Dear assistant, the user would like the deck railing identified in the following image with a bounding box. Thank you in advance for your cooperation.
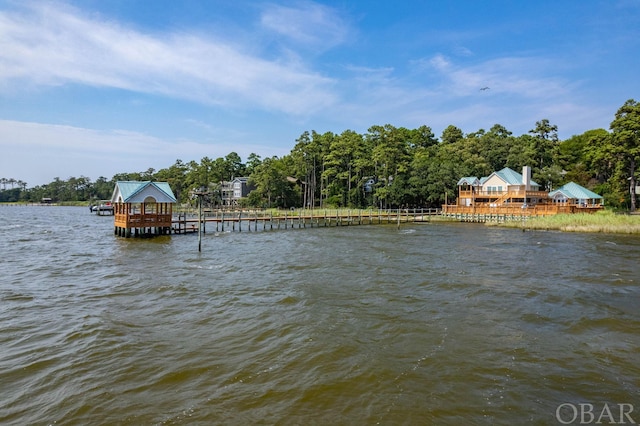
[443,203,602,215]
[114,213,173,228]
[458,189,550,199]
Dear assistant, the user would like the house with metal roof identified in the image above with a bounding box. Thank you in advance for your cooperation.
[110,181,177,237]
[444,167,604,216]
[454,166,548,209]
[480,166,540,192]
[549,182,604,207]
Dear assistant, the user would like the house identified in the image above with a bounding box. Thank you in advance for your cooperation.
[549,182,604,207]
[220,177,254,206]
[455,166,548,209]
[445,166,603,216]
[111,181,177,237]
[363,177,376,193]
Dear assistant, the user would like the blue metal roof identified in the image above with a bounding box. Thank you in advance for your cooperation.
[549,182,603,200]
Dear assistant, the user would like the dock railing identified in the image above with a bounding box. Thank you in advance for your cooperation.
[171,208,442,234]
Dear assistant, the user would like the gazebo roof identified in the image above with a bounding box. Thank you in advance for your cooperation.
[111,181,177,203]
[457,177,481,186]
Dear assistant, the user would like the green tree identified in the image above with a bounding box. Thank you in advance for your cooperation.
[248,156,296,208]
[92,176,114,200]
[409,125,438,149]
[529,119,559,171]
[324,130,365,207]
[368,124,412,208]
[441,125,464,145]
[290,131,332,208]
[478,124,515,171]
[245,153,262,176]
[224,152,245,178]
[154,159,189,203]
[561,129,609,186]
[506,134,537,174]
[609,99,640,211]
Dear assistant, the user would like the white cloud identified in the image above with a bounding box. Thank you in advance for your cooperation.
[260,1,349,50]
[0,1,337,115]
[328,53,600,139]
[424,54,573,98]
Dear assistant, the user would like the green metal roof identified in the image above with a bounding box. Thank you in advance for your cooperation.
[492,167,540,187]
[549,182,603,200]
[457,177,481,186]
[112,181,176,203]
[472,167,539,187]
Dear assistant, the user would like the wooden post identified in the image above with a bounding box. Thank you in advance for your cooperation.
[198,193,203,252]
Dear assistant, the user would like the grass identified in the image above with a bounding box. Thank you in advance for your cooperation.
[498,210,640,234]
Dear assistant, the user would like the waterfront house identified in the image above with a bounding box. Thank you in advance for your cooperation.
[220,177,254,206]
[111,181,177,237]
[444,167,603,216]
[453,166,548,209]
[549,182,604,208]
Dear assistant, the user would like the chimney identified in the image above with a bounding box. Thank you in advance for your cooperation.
[522,166,531,190]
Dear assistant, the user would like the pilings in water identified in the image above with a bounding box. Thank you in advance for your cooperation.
[113,208,539,238]
[441,212,533,223]
[169,208,441,235]
[114,225,172,238]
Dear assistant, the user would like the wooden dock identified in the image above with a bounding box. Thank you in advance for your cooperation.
[111,206,582,238]
[171,208,441,234]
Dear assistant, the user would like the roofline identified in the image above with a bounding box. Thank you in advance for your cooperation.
[115,180,177,203]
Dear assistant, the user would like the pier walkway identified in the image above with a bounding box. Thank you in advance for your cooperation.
[171,208,441,234]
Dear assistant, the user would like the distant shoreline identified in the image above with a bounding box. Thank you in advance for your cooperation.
[3,203,639,234]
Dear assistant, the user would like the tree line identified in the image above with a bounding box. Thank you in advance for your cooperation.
[2,99,639,211]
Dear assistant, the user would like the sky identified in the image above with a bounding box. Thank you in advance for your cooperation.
[1,0,639,187]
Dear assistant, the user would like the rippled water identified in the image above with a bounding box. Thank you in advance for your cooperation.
[1,206,639,425]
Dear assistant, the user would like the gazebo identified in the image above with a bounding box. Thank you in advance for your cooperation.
[111,181,177,237]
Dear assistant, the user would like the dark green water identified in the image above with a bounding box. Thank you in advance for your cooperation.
[1,206,639,425]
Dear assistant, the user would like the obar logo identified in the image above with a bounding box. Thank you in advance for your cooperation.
[556,403,636,424]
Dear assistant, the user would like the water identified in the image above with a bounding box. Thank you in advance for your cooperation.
[1,206,639,425]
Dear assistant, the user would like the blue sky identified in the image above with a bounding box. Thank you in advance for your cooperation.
[1,0,639,186]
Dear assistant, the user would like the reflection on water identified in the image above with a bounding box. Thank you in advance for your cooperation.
[0,206,639,424]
